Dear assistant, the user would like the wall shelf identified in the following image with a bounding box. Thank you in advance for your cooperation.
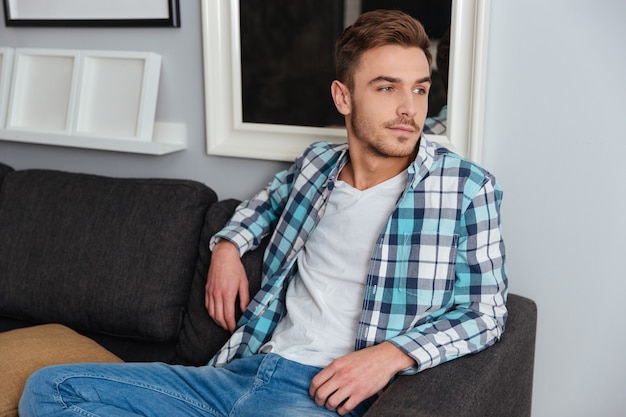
[0,47,186,155]
[0,121,186,155]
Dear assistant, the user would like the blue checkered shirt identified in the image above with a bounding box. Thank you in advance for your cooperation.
[209,137,508,374]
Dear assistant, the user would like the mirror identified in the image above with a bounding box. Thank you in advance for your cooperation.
[201,0,490,162]
[239,1,451,131]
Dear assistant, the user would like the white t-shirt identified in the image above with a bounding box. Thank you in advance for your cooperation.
[261,169,407,367]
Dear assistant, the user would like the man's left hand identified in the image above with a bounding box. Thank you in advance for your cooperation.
[309,342,416,415]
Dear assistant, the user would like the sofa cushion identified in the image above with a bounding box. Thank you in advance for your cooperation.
[0,324,123,417]
[0,162,13,182]
[0,162,13,201]
[0,170,217,341]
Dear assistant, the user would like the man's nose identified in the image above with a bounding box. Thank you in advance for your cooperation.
[397,90,418,119]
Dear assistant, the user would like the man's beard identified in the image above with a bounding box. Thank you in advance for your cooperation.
[350,102,421,159]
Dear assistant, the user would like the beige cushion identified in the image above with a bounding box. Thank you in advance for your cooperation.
[0,324,123,417]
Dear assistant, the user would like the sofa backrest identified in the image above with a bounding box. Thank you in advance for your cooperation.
[0,162,14,185]
[175,198,268,365]
[0,169,217,346]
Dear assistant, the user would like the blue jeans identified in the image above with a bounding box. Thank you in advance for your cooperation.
[19,353,372,417]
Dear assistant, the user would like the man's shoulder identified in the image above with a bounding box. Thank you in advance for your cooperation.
[302,141,348,156]
[425,139,499,187]
[297,141,348,167]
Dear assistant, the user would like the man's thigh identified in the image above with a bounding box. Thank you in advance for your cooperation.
[19,361,254,417]
[19,355,370,417]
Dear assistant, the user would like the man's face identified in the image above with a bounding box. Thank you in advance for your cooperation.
[346,45,431,159]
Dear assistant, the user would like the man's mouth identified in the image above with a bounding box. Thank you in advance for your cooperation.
[388,125,417,134]
[385,118,420,135]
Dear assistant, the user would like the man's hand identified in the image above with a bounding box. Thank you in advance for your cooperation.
[205,240,250,332]
[309,342,416,415]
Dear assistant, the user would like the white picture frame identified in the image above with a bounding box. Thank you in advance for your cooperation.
[4,48,161,142]
[3,0,180,27]
[6,48,80,134]
[0,47,185,155]
[202,0,490,162]
[75,50,162,142]
[0,47,15,129]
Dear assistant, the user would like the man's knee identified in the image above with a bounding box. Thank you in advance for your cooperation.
[23,365,59,395]
[19,365,69,416]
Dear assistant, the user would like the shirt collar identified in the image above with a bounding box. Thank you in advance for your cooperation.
[408,135,439,188]
[328,137,441,190]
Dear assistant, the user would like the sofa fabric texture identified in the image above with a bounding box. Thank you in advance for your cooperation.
[176,198,267,365]
[0,169,216,342]
[0,162,12,183]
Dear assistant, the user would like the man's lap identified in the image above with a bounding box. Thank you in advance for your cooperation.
[19,354,369,417]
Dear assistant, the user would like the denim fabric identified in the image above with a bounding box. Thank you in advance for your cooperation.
[19,354,370,417]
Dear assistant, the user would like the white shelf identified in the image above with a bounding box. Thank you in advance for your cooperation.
[0,121,186,155]
[0,47,187,155]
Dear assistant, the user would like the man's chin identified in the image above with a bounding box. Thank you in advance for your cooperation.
[370,143,418,159]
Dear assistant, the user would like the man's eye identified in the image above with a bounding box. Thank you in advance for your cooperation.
[379,86,393,92]
[413,87,427,95]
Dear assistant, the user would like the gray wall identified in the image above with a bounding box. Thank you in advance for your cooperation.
[1,1,625,416]
[484,1,626,416]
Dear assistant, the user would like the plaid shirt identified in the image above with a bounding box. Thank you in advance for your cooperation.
[210,137,507,374]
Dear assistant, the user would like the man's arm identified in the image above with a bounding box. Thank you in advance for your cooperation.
[204,149,303,330]
[389,175,508,373]
[205,240,250,332]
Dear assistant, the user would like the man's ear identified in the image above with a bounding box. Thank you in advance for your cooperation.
[331,80,351,115]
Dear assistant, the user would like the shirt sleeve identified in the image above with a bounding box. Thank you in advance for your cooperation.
[388,175,508,374]
[209,154,301,257]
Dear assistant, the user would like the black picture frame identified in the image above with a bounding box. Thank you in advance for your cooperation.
[3,0,180,28]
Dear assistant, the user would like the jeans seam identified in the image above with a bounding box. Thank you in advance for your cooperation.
[228,354,276,417]
[65,406,100,417]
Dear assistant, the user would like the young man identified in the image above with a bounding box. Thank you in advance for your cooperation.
[20,10,507,417]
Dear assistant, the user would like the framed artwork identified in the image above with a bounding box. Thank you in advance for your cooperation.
[3,0,180,27]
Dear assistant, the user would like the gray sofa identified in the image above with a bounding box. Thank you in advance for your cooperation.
[0,161,537,416]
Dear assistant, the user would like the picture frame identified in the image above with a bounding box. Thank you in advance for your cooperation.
[0,47,14,128]
[7,48,80,134]
[3,0,180,27]
[0,46,187,155]
[201,0,490,162]
[5,48,161,142]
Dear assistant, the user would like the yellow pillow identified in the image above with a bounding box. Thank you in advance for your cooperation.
[0,324,123,417]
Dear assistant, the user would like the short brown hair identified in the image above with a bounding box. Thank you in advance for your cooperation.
[335,9,432,90]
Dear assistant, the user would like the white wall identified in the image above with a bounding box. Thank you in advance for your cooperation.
[482,1,626,416]
[1,1,625,416]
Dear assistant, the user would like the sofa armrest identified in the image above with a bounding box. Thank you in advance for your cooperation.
[364,294,537,417]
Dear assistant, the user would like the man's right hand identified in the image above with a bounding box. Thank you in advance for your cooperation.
[205,240,250,332]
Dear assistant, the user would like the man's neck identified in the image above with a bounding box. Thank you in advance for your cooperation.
[338,149,415,191]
